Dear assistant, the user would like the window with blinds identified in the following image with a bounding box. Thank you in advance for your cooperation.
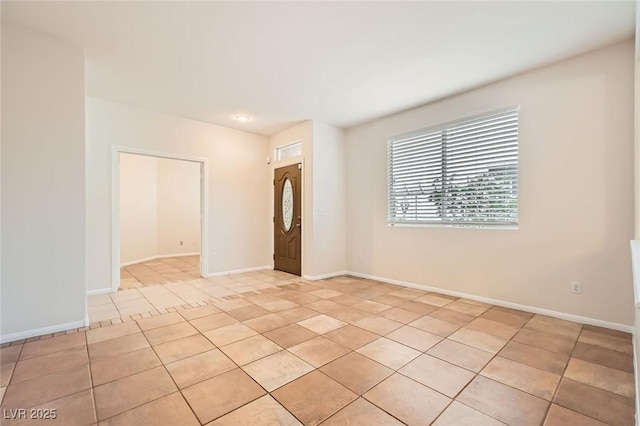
[388,107,519,228]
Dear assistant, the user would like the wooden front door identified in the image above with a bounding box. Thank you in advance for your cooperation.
[274,163,302,275]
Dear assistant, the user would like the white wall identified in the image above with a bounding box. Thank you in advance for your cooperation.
[311,121,347,277]
[87,98,269,292]
[1,25,86,338]
[119,153,158,264]
[346,40,635,326]
[119,154,201,265]
[156,157,201,256]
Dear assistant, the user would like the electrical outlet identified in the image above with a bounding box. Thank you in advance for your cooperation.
[571,281,582,294]
[357,253,363,262]
[179,241,184,246]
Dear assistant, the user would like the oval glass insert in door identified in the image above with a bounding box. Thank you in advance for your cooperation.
[282,178,294,231]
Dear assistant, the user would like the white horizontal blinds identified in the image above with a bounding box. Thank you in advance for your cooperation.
[388,107,519,226]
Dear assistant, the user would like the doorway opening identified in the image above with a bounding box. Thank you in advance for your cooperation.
[274,163,302,276]
[112,148,208,291]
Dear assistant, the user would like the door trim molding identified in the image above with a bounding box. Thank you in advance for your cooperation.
[111,146,209,292]
[272,159,305,276]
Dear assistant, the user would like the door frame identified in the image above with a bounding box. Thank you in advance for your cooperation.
[111,146,209,292]
[271,157,305,277]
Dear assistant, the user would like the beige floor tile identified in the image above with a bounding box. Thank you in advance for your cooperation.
[329,294,364,306]
[432,401,505,426]
[564,358,634,398]
[414,293,456,307]
[182,368,266,424]
[298,314,347,334]
[310,289,343,299]
[215,298,253,311]
[429,308,475,326]
[352,300,391,314]
[11,345,87,383]
[0,346,22,365]
[465,317,520,339]
[449,328,509,353]
[386,325,442,352]
[553,378,634,426]
[210,395,301,426]
[227,304,271,321]
[409,316,461,337]
[427,339,494,373]
[242,350,314,391]
[364,373,451,425]
[93,366,176,420]
[480,309,530,328]
[259,299,300,312]
[544,404,608,426]
[323,325,379,350]
[220,335,281,366]
[524,315,582,340]
[498,341,569,375]
[86,321,141,345]
[263,324,318,348]
[189,312,237,333]
[272,370,357,426]
[88,333,150,360]
[288,337,350,368]
[203,323,258,346]
[153,334,215,364]
[396,300,439,315]
[578,329,633,354]
[322,397,404,425]
[329,307,372,323]
[0,363,14,387]
[143,321,199,345]
[178,304,222,321]
[243,313,290,333]
[320,352,393,395]
[371,294,410,307]
[480,356,560,400]
[136,312,185,331]
[19,333,86,360]
[100,392,199,426]
[90,347,161,386]
[8,389,96,426]
[356,337,420,370]
[354,316,403,335]
[457,376,549,426]
[513,328,576,354]
[378,307,422,324]
[400,354,475,398]
[571,342,633,373]
[1,365,91,409]
[444,300,490,317]
[278,306,321,322]
[166,349,236,389]
[305,300,344,314]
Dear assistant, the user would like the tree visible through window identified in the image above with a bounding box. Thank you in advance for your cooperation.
[388,108,519,227]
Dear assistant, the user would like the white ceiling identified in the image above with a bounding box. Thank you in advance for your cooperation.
[2,1,635,135]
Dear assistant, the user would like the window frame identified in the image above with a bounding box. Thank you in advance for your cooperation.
[387,106,519,229]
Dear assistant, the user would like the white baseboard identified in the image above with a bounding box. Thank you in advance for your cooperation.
[205,266,271,278]
[120,252,200,267]
[347,271,634,333]
[87,288,113,296]
[303,271,349,281]
[1,319,87,344]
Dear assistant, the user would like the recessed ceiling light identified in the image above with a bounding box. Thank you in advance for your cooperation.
[235,115,250,122]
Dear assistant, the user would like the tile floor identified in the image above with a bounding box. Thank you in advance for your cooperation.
[120,255,201,289]
[0,272,635,425]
